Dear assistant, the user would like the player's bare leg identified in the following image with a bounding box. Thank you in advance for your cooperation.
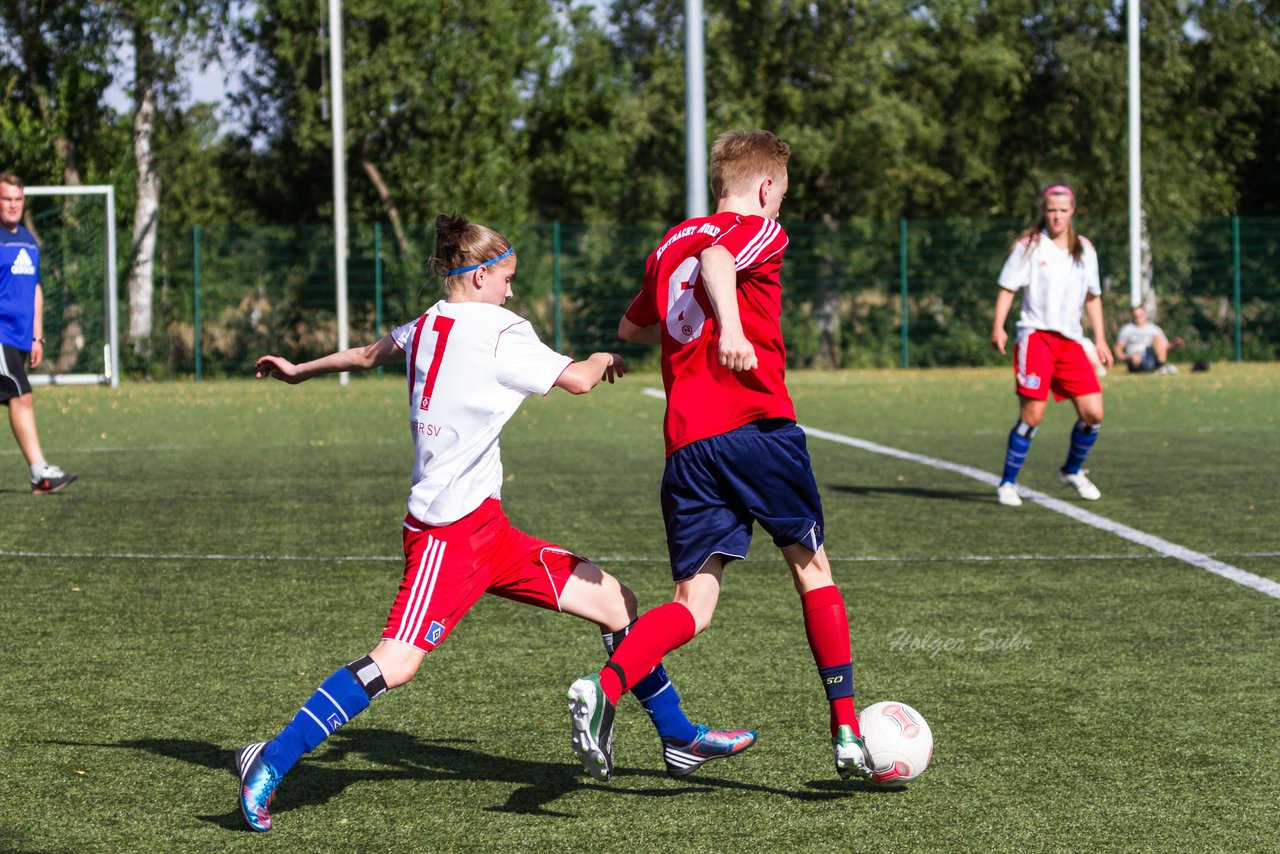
[557,559,636,630]
[8,393,76,493]
[367,639,426,688]
[7,393,43,465]
[783,543,872,780]
[672,558,724,632]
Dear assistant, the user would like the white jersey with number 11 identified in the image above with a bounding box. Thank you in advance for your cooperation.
[390,301,572,526]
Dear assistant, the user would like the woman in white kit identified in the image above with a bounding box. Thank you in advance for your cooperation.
[990,184,1114,507]
[234,213,755,833]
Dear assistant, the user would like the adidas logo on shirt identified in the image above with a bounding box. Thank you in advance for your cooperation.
[10,248,35,276]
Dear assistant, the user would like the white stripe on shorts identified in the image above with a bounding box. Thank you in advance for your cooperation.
[397,536,447,646]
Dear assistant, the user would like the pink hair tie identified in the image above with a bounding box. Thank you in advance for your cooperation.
[1043,184,1074,199]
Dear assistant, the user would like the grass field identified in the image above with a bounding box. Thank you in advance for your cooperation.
[2,365,1277,853]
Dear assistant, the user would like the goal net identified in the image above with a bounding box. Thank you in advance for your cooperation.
[22,186,120,387]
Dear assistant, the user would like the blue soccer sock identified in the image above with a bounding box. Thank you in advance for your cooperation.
[602,624,697,744]
[1001,420,1038,484]
[262,656,387,777]
[1062,419,1101,475]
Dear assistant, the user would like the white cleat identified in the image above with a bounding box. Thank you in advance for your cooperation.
[1058,469,1101,500]
[833,725,873,781]
[997,482,1023,506]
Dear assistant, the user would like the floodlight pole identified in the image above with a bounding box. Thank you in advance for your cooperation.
[1128,0,1142,308]
[685,0,708,218]
[329,0,350,385]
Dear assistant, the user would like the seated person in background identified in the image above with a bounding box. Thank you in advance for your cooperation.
[1115,306,1179,374]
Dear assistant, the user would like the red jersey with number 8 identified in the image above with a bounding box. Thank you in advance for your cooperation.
[625,212,795,456]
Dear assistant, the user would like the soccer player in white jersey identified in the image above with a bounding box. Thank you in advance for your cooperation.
[235,214,755,832]
[991,184,1114,506]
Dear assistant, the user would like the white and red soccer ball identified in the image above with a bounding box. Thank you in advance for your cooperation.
[858,700,934,786]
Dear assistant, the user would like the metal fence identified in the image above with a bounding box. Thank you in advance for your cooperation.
[34,216,1280,379]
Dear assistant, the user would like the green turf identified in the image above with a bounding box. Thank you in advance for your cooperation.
[1,366,1277,852]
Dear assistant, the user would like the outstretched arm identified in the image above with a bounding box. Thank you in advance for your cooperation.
[699,244,757,372]
[554,352,628,395]
[254,335,403,383]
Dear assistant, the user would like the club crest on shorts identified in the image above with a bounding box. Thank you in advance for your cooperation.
[1020,373,1042,390]
[426,620,446,645]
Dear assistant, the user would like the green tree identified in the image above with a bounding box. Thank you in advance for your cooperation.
[235,0,568,246]
[0,0,115,185]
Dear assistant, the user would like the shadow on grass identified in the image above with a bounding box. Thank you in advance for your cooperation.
[55,727,867,828]
[827,483,991,503]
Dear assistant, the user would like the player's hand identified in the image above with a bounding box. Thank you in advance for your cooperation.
[29,341,42,369]
[991,328,1008,355]
[254,354,304,383]
[604,353,628,383]
[1094,339,1114,368]
[718,330,758,372]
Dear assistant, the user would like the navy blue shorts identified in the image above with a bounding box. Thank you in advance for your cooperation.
[660,418,825,581]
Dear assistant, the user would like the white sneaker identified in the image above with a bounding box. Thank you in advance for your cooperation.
[1058,470,1101,500]
[1158,364,1178,374]
[997,482,1023,506]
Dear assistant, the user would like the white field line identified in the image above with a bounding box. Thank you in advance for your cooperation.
[1,548,1276,566]
[641,387,1280,600]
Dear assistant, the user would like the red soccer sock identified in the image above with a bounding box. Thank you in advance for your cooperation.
[598,602,696,704]
[802,584,860,737]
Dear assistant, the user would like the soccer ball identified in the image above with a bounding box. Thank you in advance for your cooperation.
[858,701,933,786]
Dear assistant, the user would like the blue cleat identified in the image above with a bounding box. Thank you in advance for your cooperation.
[235,741,284,832]
[662,724,757,777]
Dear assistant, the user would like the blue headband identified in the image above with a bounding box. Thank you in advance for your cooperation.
[447,246,515,276]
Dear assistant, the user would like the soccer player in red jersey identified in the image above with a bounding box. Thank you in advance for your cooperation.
[991,184,1114,507]
[566,130,874,783]
[234,214,754,832]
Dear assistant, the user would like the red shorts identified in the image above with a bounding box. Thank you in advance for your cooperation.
[1013,330,1101,401]
[382,499,581,652]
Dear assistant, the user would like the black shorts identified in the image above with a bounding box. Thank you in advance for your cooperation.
[0,344,33,401]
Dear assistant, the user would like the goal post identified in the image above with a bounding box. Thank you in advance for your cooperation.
[23,185,120,388]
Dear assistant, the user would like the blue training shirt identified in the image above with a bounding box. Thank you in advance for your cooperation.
[0,224,40,350]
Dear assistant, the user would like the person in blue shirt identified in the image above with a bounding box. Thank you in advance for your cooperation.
[0,173,76,493]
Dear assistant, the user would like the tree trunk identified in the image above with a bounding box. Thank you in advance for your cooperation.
[360,154,416,260]
[1140,213,1156,318]
[128,27,160,354]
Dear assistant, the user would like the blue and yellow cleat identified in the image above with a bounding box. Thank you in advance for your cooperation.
[662,725,758,777]
[235,741,284,832]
